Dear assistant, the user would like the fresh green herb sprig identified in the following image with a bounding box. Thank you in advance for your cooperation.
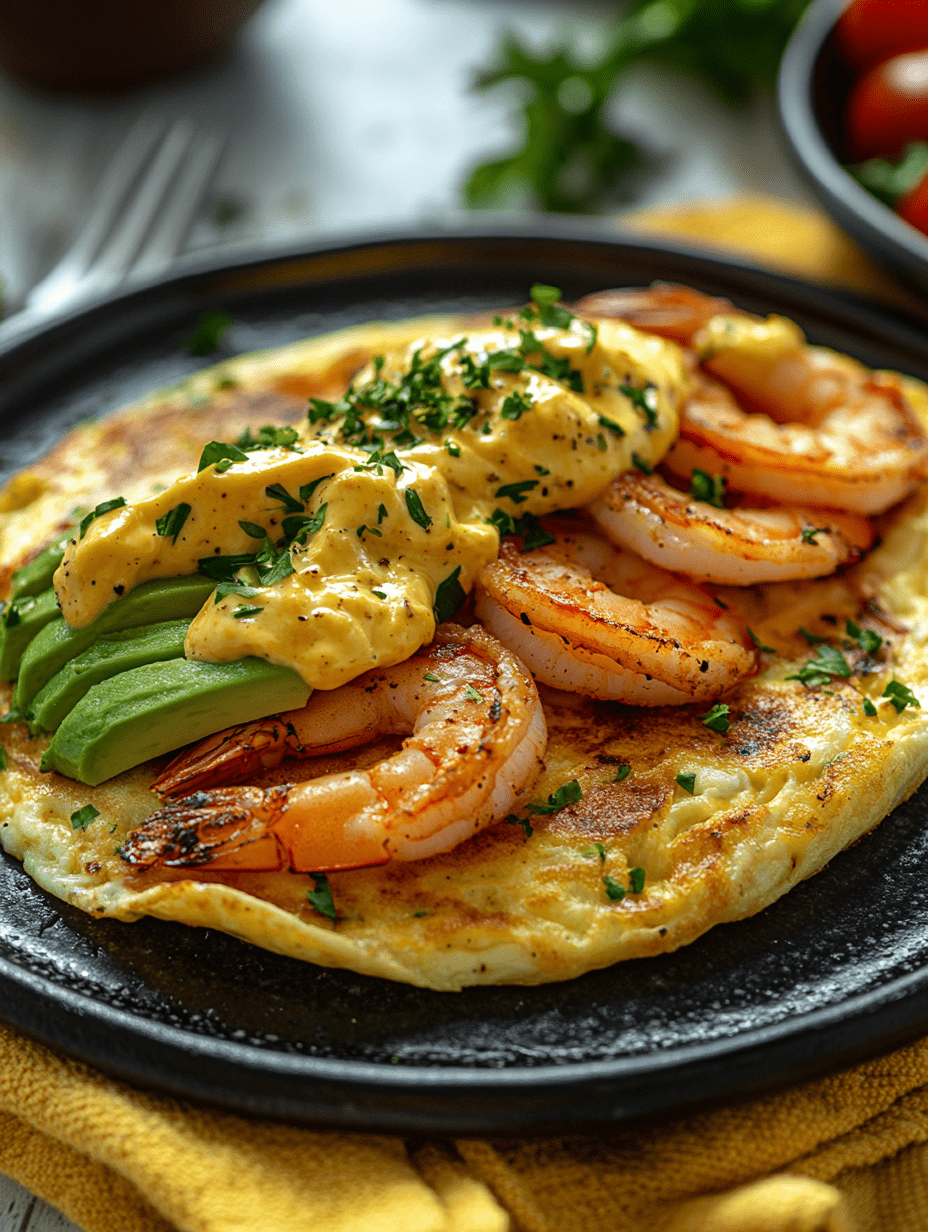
[786,644,851,690]
[307,872,337,922]
[465,0,810,213]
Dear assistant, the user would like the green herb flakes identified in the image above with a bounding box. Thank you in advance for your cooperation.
[405,488,432,530]
[689,469,726,508]
[786,644,851,689]
[629,866,646,894]
[495,479,538,505]
[434,566,466,624]
[883,680,921,713]
[598,415,625,436]
[846,619,883,655]
[747,628,775,654]
[464,684,484,702]
[79,497,126,540]
[155,502,191,544]
[232,605,263,619]
[675,771,696,794]
[307,872,337,921]
[500,390,534,420]
[862,697,878,717]
[631,453,652,475]
[801,526,829,544]
[583,842,606,862]
[603,874,625,902]
[183,309,231,356]
[197,440,249,474]
[71,804,100,831]
[700,703,731,733]
[527,779,583,815]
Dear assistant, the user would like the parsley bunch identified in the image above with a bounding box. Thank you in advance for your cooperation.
[465,0,810,213]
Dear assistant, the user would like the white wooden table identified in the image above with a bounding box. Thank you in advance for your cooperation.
[0,1,810,1227]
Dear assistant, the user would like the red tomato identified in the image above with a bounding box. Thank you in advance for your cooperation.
[836,0,928,72]
[845,49,928,161]
[898,169,928,237]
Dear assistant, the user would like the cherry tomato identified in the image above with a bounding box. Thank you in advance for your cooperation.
[836,0,928,73]
[898,169,928,237]
[845,49,928,161]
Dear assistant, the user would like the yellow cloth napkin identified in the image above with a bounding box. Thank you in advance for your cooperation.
[5,196,928,1232]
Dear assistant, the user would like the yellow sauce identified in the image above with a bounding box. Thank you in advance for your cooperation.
[54,314,690,690]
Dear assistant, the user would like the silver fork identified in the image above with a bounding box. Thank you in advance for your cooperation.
[4,116,225,326]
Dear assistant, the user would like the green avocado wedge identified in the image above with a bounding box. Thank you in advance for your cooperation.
[27,619,192,733]
[0,588,61,682]
[9,534,69,601]
[41,657,311,786]
[14,574,215,713]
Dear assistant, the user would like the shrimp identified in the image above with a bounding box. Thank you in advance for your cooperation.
[474,524,758,705]
[575,285,928,514]
[119,624,547,874]
[589,470,875,586]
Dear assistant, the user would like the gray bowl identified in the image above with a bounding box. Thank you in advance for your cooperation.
[778,0,928,296]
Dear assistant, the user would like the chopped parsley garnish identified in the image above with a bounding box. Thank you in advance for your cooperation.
[423,671,440,682]
[282,505,327,545]
[197,553,260,583]
[526,779,583,815]
[238,520,266,539]
[79,497,126,540]
[748,628,775,654]
[603,873,625,902]
[256,541,296,586]
[213,580,259,605]
[528,283,573,327]
[613,764,631,783]
[786,644,852,689]
[846,619,883,655]
[500,390,534,420]
[434,566,466,624]
[862,697,878,717]
[377,503,388,524]
[464,684,484,702]
[444,439,461,457]
[883,680,921,713]
[700,703,731,733]
[232,605,263,619]
[236,424,301,451]
[620,382,658,427]
[487,509,556,551]
[155,502,191,544]
[597,434,607,451]
[675,771,696,794]
[265,482,304,515]
[197,440,249,473]
[405,488,432,529]
[801,525,830,544]
[689,469,726,508]
[495,479,537,504]
[461,353,491,388]
[487,349,525,373]
[598,415,625,436]
[70,804,100,831]
[356,524,382,539]
[0,748,5,770]
[629,866,646,894]
[535,464,550,475]
[583,842,606,861]
[183,309,231,356]
[799,627,828,645]
[631,453,652,475]
[306,872,337,921]
[299,474,333,503]
[372,589,387,599]
[506,814,534,837]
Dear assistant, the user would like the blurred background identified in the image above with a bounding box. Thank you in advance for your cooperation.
[0,0,816,316]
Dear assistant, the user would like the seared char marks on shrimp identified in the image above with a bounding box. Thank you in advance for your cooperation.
[475,526,758,705]
[122,624,547,873]
[590,470,875,586]
[576,286,928,514]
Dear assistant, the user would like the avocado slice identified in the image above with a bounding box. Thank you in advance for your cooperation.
[9,534,69,601]
[14,574,215,712]
[0,588,61,683]
[41,656,311,785]
[28,619,191,733]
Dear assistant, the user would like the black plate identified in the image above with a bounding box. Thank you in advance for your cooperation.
[3,225,928,1135]
[778,0,928,298]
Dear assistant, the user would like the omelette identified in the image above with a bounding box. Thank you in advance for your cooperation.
[1,287,928,991]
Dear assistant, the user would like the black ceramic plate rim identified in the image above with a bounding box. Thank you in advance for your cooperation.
[3,223,928,1132]
[778,0,928,274]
